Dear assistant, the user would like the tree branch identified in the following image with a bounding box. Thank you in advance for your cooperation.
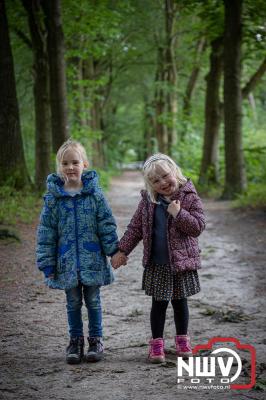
[242,57,266,98]
[13,28,32,49]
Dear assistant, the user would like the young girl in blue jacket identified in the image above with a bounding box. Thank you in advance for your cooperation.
[36,139,120,364]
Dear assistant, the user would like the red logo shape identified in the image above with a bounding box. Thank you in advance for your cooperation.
[192,337,256,389]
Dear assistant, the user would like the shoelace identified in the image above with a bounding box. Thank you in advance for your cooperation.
[68,338,83,354]
[177,338,191,351]
[89,339,103,352]
[151,341,164,355]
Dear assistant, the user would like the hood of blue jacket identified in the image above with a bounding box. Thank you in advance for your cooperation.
[46,170,100,198]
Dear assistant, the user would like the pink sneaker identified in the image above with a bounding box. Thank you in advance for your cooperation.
[148,338,165,363]
[175,335,192,357]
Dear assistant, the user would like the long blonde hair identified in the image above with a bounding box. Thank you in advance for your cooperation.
[56,139,89,177]
[143,153,187,203]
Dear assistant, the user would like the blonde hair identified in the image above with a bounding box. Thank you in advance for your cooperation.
[56,139,89,176]
[143,153,187,203]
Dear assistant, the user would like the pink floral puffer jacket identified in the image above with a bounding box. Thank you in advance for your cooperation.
[118,179,206,272]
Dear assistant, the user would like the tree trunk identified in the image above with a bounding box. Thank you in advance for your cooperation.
[247,93,257,122]
[84,58,106,169]
[165,0,178,154]
[41,0,69,152]
[154,1,178,155]
[223,0,246,198]
[183,37,206,119]
[78,58,88,128]
[242,57,266,99]
[154,45,168,153]
[90,101,105,169]
[199,49,266,188]
[0,0,29,188]
[22,0,51,191]
[143,96,156,159]
[199,36,223,186]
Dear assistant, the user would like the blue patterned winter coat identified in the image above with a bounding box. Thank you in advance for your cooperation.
[36,170,118,290]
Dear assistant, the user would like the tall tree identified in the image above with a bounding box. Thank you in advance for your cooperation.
[41,0,69,152]
[154,43,168,153]
[154,0,178,154]
[223,0,246,198]
[0,0,29,188]
[143,95,156,158]
[183,37,206,119]
[199,36,223,185]
[198,0,266,188]
[63,0,131,167]
[84,57,113,169]
[242,57,266,98]
[22,0,51,191]
[164,0,178,153]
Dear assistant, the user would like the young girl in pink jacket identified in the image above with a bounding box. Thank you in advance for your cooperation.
[112,153,205,363]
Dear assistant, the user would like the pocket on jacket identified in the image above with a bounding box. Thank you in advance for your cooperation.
[83,241,101,252]
[82,242,104,270]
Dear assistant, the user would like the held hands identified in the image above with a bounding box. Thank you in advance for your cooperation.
[167,200,181,218]
[111,251,128,269]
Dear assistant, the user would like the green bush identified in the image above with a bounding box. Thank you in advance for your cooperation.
[0,186,41,225]
[0,169,114,226]
[96,169,112,190]
[232,183,266,209]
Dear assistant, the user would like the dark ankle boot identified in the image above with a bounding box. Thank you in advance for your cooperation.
[85,337,104,362]
[66,336,84,364]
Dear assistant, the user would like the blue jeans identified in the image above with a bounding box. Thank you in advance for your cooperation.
[65,282,102,338]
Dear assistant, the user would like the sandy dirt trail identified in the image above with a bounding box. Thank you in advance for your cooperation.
[0,171,265,400]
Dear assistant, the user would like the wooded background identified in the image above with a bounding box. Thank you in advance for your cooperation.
[0,0,265,201]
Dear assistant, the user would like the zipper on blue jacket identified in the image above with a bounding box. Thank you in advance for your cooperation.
[73,197,80,272]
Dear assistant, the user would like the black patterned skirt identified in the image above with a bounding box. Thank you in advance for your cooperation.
[142,263,200,301]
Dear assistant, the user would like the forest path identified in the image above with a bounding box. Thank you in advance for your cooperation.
[0,171,265,400]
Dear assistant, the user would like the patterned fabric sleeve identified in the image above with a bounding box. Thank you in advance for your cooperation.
[173,193,205,237]
[118,197,144,255]
[36,194,58,273]
[96,193,119,256]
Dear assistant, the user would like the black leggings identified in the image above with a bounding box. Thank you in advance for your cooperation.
[150,297,189,339]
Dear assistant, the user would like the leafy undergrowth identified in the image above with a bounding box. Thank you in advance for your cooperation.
[232,183,266,210]
[0,170,112,227]
[0,186,42,226]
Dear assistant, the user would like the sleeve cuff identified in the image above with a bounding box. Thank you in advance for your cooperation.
[108,247,119,257]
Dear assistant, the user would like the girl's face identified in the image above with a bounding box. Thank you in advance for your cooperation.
[60,148,86,186]
[149,165,177,197]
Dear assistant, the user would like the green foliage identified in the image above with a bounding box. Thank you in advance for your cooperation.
[0,186,41,226]
[243,0,266,51]
[237,73,266,207]
[104,98,145,166]
[0,168,112,227]
[7,1,35,180]
[95,169,112,191]
[243,120,266,184]
[189,0,224,40]
[232,183,266,209]
[172,125,203,181]
[5,0,266,211]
